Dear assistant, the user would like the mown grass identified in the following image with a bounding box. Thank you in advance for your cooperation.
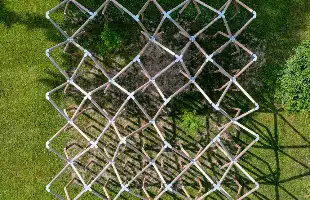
[238,0,310,199]
[0,0,66,199]
[0,0,309,200]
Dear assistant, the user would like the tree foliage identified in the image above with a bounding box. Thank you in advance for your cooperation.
[277,41,310,112]
[99,24,122,55]
[180,111,204,137]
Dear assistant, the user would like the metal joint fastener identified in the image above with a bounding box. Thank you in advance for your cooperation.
[218,11,225,19]
[45,11,50,19]
[133,15,140,22]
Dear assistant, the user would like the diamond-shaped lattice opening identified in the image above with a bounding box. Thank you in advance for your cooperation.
[91,82,128,118]
[195,142,232,183]
[172,165,214,199]
[138,0,164,35]
[140,42,176,77]
[47,1,91,37]
[219,123,258,160]
[48,126,90,160]
[111,143,163,199]
[219,165,258,200]
[48,83,85,119]
[48,165,85,199]
[94,125,120,153]
[67,101,109,138]
[128,166,164,199]
[89,164,122,199]
[173,0,220,35]
[72,56,109,93]
[196,31,231,56]
[213,42,255,76]
[218,83,257,117]
[222,1,255,36]
[154,114,202,150]
[134,83,164,119]
[46,1,259,199]
[155,62,189,98]
[219,126,245,157]
[113,146,145,182]
[69,150,118,200]
[194,62,232,103]
[47,42,85,78]
[114,62,149,93]
[132,126,163,156]
[114,99,150,137]
[155,147,190,183]
[154,15,189,53]
[72,149,109,190]
[181,43,206,76]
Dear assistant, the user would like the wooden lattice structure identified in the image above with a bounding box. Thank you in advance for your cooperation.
[45,0,259,199]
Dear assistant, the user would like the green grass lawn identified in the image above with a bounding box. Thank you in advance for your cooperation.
[0,0,309,199]
[0,0,66,199]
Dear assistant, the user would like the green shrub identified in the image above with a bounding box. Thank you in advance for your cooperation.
[277,41,310,112]
[99,24,122,55]
[180,111,204,137]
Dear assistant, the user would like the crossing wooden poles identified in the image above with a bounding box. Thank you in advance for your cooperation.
[45,0,259,199]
